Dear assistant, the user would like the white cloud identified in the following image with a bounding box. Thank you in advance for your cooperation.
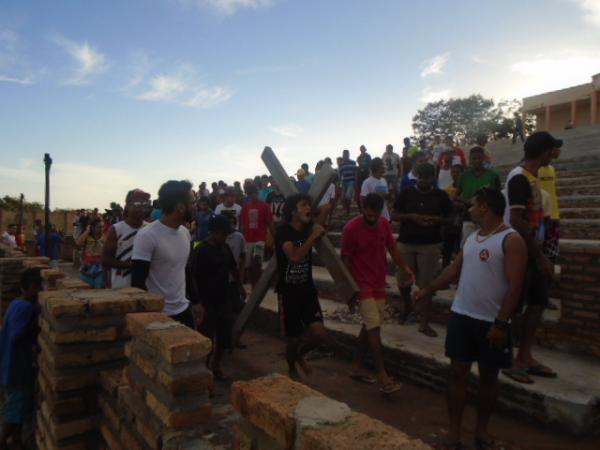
[178,0,273,15]
[421,52,450,77]
[0,74,33,85]
[419,87,452,103]
[509,51,600,95]
[131,63,233,109]
[0,28,38,85]
[270,124,304,138]
[573,0,600,27]
[53,35,108,85]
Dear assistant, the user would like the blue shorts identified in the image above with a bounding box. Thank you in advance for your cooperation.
[79,272,105,288]
[3,384,34,424]
[342,182,354,201]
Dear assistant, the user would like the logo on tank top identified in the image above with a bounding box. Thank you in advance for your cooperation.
[479,249,490,261]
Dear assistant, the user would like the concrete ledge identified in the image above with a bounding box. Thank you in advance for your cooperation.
[252,292,600,436]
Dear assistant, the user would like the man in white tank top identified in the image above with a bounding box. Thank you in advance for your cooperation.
[102,189,150,288]
[413,188,527,449]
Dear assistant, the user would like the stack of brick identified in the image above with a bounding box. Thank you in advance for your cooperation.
[36,288,165,450]
[231,374,432,450]
[98,312,214,450]
[0,255,49,318]
[41,268,67,290]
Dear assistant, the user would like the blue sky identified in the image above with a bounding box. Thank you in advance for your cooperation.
[1,0,600,208]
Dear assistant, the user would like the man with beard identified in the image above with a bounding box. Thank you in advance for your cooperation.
[276,194,328,379]
[102,189,151,288]
[342,193,414,394]
[132,180,201,329]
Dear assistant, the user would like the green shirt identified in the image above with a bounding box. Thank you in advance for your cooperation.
[458,169,501,220]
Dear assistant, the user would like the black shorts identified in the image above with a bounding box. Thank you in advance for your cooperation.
[445,312,512,369]
[279,288,323,338]
[170,305,197,330]
[198,293,234,350]
[520,262,549,311]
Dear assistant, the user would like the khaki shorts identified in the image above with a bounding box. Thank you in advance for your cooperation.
[246,241,265,268]
[359,298,386,330]
[396,242,442,288]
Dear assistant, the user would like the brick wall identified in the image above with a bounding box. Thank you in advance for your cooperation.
[35,288,165,450]
[98,312,214,450]
[540,242,600,357]
[0,255,49,319]
[231,374,431,450]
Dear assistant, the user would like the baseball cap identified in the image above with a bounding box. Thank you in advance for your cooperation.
[208,214,233,234]
[524,131,562,159]
[224,186,236,196]
[296,168,305,176]
[126,189,151,204]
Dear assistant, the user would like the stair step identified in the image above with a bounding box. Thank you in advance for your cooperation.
[252,292,600,435]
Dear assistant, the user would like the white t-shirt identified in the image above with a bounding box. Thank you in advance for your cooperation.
[318,183,336,207]
[1,232,17,249]
[432,144,446,166]
[226,231,246,281]
[360,176,390,220]
[438,167,453,190]
[382,152,401,177]
[132,220,191,316]
[215,203,242,230]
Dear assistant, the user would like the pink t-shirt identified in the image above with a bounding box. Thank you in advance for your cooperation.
[341,216,395,298]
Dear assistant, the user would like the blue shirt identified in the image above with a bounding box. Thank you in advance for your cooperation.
[0,299,36,386]
[339,159,357,185]
[296,180,311,193]
[37,232,61,260]
[150,208,162,221]
[195,210,213,241]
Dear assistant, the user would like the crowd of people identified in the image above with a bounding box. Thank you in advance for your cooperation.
[0,131,565,449]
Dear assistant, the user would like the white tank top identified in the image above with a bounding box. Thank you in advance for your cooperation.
[451,226,516,323]
[111,221,145,289]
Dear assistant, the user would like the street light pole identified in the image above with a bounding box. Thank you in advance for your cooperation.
[44,153,53,258]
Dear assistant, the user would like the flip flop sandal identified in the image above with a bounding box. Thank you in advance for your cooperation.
[379,381,402,395]
[502,368,534,384]
[442,441,466,450]
[474,436,496,450]
[418,327,438,338]
[526,364,557,378]
[349,374,377,384]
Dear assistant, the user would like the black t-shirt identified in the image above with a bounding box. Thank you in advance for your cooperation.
[394,187,453,244]
[275,223,315,294]
[191,241,236,306]
[267,191,286,222]
[401,156,412,175]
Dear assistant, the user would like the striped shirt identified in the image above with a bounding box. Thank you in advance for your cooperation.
[111,221,145,288]
[339,159,357,185]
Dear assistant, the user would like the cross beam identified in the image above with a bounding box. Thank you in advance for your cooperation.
[231,147,359,343]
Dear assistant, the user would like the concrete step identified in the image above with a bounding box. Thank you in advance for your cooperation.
[557,184,600,197]
[560,208,600,219]
[326,219,600,241]
[310,266,561,327]
[251,292,600,435]
[560,195,600,209]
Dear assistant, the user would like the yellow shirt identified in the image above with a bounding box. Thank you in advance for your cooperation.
[538,165,559,220]
[445,184,457,197]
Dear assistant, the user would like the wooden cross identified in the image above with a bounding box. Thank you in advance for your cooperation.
[232,147,359,342]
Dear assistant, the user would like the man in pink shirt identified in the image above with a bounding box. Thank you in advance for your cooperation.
[341,193,414,394]
[437,136,467,168]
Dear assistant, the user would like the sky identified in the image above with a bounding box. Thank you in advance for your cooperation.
[1,0,600,209]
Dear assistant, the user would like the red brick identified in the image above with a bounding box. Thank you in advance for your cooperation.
[119,426,144,450]
[126,312,171,337]
[40,318,118,344]
[145,391,211,429]
[100,424,124,450]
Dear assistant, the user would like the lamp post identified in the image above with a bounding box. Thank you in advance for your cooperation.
[44,153,53,258]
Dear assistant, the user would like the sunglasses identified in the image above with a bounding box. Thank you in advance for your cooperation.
[131,201,151,207]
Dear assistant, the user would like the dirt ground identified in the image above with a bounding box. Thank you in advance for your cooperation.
[204,330,598,450]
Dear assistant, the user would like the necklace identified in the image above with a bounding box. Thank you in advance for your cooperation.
[475,222,506,243]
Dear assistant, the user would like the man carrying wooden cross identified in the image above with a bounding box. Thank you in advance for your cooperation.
[275,193,328,379]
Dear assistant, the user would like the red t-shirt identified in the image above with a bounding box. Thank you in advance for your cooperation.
[437,146,467,167]
[240,200,273,243]
[341,215,395,298]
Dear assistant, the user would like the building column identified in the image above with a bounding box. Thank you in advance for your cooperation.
[545,105,551,131]
[592,91,598,126]
[570,100,577,126]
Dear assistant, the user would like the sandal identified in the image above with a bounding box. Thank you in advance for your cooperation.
[418,326,438,338]
[349,373,377,384]
[379,381,402,395]
[474,435,495,450]
[526,364,557,378]
[502,367,534,384]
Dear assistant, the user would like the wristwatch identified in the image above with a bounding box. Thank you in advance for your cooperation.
[494,318,510,330]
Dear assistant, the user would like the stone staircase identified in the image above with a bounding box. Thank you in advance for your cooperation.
[253,141,600,435]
